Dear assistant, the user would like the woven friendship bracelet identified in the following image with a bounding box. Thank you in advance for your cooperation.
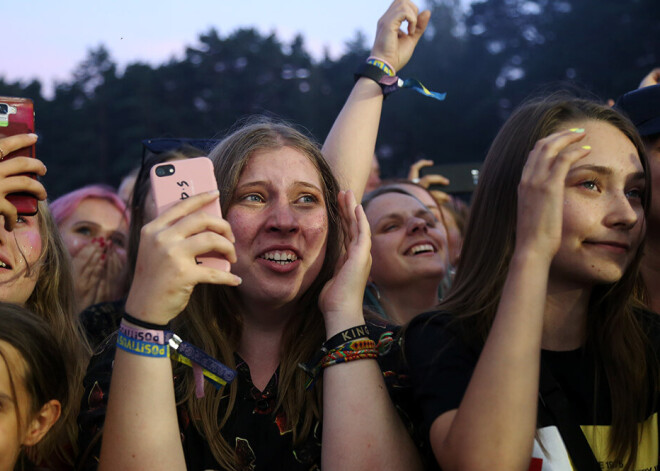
[321,349,379,369]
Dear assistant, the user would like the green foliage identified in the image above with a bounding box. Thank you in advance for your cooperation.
[1,0,658,197]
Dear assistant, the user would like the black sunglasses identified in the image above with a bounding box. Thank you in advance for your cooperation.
[141,137,222,166]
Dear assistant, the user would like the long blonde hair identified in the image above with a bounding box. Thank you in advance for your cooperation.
[171,118,343,470]
[25,201,91,468]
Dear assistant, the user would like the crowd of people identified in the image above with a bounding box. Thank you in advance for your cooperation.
[1,0,660,470]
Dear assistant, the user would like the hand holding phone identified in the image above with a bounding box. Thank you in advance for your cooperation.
[0,97,39,216]
[150,157,230,272]
[0,134,46,231]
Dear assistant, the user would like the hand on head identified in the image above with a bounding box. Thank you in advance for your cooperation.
[319,190,372,335]
[0,134,47,231]
[370,0,431,73]
[516,128,590,261]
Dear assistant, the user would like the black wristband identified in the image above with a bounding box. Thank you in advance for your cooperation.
[354,63,400,96]
[323,324,370,351]
[122,312,170,331]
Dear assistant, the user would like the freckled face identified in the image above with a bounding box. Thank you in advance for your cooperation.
[0,343,33,471]
[225,147,328,310]
[58,198,128,258]
[0,214,43,305]
[550,120,645,288]
[366,193,448,289]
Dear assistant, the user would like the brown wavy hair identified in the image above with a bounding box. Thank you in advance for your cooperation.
[170,117,343,470]
[438,94,657,470]
[23,201,90,468]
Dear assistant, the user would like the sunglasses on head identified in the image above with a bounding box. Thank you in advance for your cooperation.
[141,137,222,167]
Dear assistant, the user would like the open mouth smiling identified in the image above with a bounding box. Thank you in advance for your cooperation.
[259,250,299,266]
[405,243,437,256]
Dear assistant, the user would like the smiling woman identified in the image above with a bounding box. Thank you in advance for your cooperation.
[78,118,422,471]
[361,187,449,324]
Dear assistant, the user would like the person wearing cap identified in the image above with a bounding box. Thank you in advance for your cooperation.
[616,73,660,312]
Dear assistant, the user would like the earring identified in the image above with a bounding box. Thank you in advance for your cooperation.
[367,281,381,301]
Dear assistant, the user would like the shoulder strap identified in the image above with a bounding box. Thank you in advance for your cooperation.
[538,363,601,471]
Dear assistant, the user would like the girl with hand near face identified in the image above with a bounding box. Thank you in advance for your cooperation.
[51,185,129,314]
[0,134,89,469]
[405,97,659,471]
[79,120,422,471]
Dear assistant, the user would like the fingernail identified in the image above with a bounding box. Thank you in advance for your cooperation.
[570,128,585,133]
[28,133,38,139]
[582,145,591,150]
[235,275,242,285]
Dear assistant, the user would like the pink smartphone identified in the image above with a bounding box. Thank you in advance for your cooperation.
[0,97,38,215]
[150,156,230,271]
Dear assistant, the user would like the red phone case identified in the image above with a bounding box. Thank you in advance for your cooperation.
[0,97,38,216]
[150,157,230,272]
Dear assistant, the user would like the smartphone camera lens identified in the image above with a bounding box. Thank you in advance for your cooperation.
[0,104,8,114]
[155,164,175,177]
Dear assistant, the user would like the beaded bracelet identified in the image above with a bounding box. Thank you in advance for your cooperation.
[321,349,379,369]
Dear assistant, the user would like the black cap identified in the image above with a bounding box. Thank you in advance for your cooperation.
[615,84,660,136]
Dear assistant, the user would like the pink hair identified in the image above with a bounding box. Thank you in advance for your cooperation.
[50,184,129,226]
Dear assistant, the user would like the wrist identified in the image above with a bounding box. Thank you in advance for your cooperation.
[323,312,366,339]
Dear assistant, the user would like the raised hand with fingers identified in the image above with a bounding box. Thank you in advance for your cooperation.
[319,190,372,336]
[515,128,591,262]
[408,159,452,204]
[0,134,47,231]
[371,0,431,73]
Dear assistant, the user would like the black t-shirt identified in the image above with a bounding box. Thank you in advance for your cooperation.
[404,310,660,471]
[76,317,414,471]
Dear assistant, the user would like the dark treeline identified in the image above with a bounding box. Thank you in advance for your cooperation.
[2,0,659,197]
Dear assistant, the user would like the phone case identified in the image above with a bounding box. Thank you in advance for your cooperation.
[0,97,38,215]
[419,163,481,194]
[150,156,230,272]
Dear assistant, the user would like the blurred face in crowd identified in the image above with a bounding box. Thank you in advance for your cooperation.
[366,192,448,289]
[58,198,128,258]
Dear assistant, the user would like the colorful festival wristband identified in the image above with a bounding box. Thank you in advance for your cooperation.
[366,56,396,77]
[116,331,169,358]
[355,60,446,101]
[119,320,166,345]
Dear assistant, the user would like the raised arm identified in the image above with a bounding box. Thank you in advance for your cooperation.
[98,192,240,471]
[429,130,590,471]
[322,0,430,202]
[319,190,423,470]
